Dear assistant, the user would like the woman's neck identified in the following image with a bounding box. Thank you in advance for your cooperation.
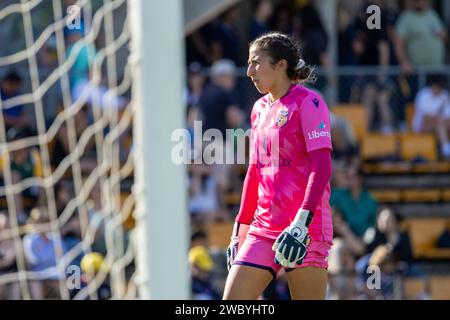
[269,79,293,103]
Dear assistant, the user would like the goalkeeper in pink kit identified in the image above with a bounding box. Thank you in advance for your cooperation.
[223,32,333,300]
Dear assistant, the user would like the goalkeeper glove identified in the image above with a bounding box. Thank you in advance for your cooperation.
[272,209,313,268]
[226,222,250,271]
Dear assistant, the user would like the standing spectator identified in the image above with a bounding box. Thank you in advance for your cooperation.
[199,59,244,136]
[412,74,450,158]
[337,4,357,102]
[211,7,242,65]
[185,24,215,66]
[270,4,292,35]
[65,23,95,93]
[248,0,273,42]
[65,22,128,113]
[294,2,334,91]
[330,168,378,238]
[79,252,111,300]
[395,0,447,73]
[353,0,394,134]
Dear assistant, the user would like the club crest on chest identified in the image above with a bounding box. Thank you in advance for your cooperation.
[276,110,289,128]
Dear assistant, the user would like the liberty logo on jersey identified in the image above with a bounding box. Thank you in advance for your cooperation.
[318,122,326,130]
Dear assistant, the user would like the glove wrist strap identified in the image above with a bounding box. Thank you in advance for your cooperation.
[293,209,313,228]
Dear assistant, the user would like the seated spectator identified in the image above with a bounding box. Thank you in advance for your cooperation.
[330,167,377,238]
[0,71,33,137]
[189,230,220,300]
[78,252,111,300]
[0,212,20,299]
[412,74,450,158]
[330,112,360,168]
[0,128,43,224]
[355,207,414,299]
[51,104,97,175]
[23,206,67,299]
[188,163,220,225]
[248,0,273,41]
[210,7,242,65]
[327,209,366,300]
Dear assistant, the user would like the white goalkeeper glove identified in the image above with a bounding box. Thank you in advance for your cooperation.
[226,222,250,271]
[272,209,313,268]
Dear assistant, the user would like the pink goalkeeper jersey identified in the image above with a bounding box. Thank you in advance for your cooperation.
[248,84,333,242]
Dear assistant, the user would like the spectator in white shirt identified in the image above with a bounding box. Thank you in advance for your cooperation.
[413,75,450,158]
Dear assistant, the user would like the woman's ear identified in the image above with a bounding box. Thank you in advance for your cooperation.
[276,59,288,71]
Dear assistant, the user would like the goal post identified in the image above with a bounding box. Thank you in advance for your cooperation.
[0,0,189,300]
[129,0,189,300]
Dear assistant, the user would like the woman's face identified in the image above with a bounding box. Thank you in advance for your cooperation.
[247,47,280,94]
[377,208,397,233]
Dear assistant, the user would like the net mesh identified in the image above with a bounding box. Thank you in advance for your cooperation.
[0,0,137,300]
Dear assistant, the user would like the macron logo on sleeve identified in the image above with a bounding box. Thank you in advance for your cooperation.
[312,98,320,108]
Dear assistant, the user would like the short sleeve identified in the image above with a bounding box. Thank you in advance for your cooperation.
[395,13,409,38]
[430,11,445,33]
[300,92,332,153]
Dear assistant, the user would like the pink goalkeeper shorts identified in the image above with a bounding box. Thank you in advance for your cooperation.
[233,233,332,279]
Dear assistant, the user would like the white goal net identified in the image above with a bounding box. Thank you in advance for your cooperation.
[0,0,138,300]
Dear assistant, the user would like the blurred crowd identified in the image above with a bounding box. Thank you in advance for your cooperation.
[0,0,449,300]
[0,0,132,299]
[185,0,450,300]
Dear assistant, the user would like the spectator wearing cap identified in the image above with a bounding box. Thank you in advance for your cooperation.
[198,59,245,221]
[199,59,244,136]
[189,231,220,300]
[185,62,206,109]
[65,20,128,115]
